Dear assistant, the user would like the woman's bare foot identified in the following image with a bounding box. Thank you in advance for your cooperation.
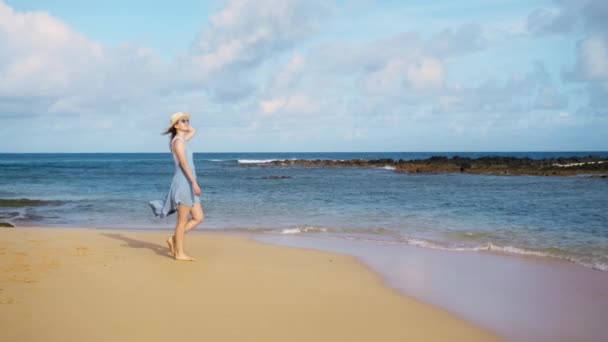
[174,253,196,261]
[166,236,175,256]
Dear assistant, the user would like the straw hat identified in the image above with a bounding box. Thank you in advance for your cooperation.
[168,112,191,130]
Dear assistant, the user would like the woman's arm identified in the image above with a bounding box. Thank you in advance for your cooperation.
[184,127,196,142]
[172,140,197,184]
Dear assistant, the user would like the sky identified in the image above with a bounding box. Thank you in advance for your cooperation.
[0,0,606,152]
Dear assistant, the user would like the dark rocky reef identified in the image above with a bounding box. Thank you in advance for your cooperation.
[0,198,63,207]
[252,155,608,176]
[262,175,293,180]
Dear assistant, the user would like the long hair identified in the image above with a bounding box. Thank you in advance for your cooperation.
[162,126,177,151]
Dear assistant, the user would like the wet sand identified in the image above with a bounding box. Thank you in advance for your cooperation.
[0,227,499,342]
[257,235,608,342]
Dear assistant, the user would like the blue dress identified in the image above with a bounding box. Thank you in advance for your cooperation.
[149,136,200,218]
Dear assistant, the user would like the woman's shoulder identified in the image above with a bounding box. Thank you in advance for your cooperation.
[172,136,188,145]
[171,136,187,151]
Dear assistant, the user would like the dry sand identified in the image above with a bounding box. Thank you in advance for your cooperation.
[0,227,500,341]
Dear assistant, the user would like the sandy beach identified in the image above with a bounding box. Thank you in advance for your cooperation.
[0,226,499,342]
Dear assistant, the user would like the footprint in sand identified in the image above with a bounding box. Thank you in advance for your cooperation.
[26,239,48,244]
[8,274,37,283]
[0,297,16,304]
[75,246,91,256]
[13,263,31,272]
[45,258,60,268]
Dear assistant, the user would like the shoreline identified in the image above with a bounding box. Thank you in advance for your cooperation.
[0,226,500,342]
[4,226,608,341]
[255,234,608,342]
[14,222,608,273]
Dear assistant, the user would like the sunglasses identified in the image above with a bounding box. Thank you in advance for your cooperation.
[179,118,190,124]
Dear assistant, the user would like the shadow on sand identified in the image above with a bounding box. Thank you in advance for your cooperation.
[100,233,172,259]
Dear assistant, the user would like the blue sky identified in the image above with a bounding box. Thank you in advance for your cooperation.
[0,0,606,152]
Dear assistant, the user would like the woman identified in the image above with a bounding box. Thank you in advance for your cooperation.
[149,112,204,261]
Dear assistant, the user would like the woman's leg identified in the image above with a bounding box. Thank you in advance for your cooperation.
[168,203,203,255]
[173,203,195,261]
[184,202,204,233]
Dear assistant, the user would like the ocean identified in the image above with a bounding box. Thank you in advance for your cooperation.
[1,151,607,272]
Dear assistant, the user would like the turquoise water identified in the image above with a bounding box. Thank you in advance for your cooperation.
[1,152,607,271]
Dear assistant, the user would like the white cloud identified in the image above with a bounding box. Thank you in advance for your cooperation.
[525,0,608,117]
[0,0,320,128]
[259,93,319,117]
[533,85,569,110]
[433,63,569,115]
[427,23,486,57]
[526,6,573,35]
[0,0,340,152]
[184,0,333,87]
[579,34,608,81]
[267,53,306,91]
[525,0,608,36]
[255,19,572,132]
[362,59,409,96]
[361,57,444,96]
[0,1,104,98]
[0,0,605,152]
[0,0,176,120]
[406,57,445,91]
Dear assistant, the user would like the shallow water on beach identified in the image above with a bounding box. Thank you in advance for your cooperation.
[1,151,608,271]
[253,234,608,342]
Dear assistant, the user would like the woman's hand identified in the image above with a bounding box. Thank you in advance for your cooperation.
[193,182,201,196]
[185,127,196,141]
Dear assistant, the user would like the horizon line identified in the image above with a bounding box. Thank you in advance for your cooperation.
[1,150,607,154]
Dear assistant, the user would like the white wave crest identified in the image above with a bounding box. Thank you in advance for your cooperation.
[238,159,278,164]
[397,239,607,272]
[398,238,554,257]
[281,227,328,234]
[484,243,551,257]
[591,263,608,271]
[281,228,300,234]
[270,228,608,272]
